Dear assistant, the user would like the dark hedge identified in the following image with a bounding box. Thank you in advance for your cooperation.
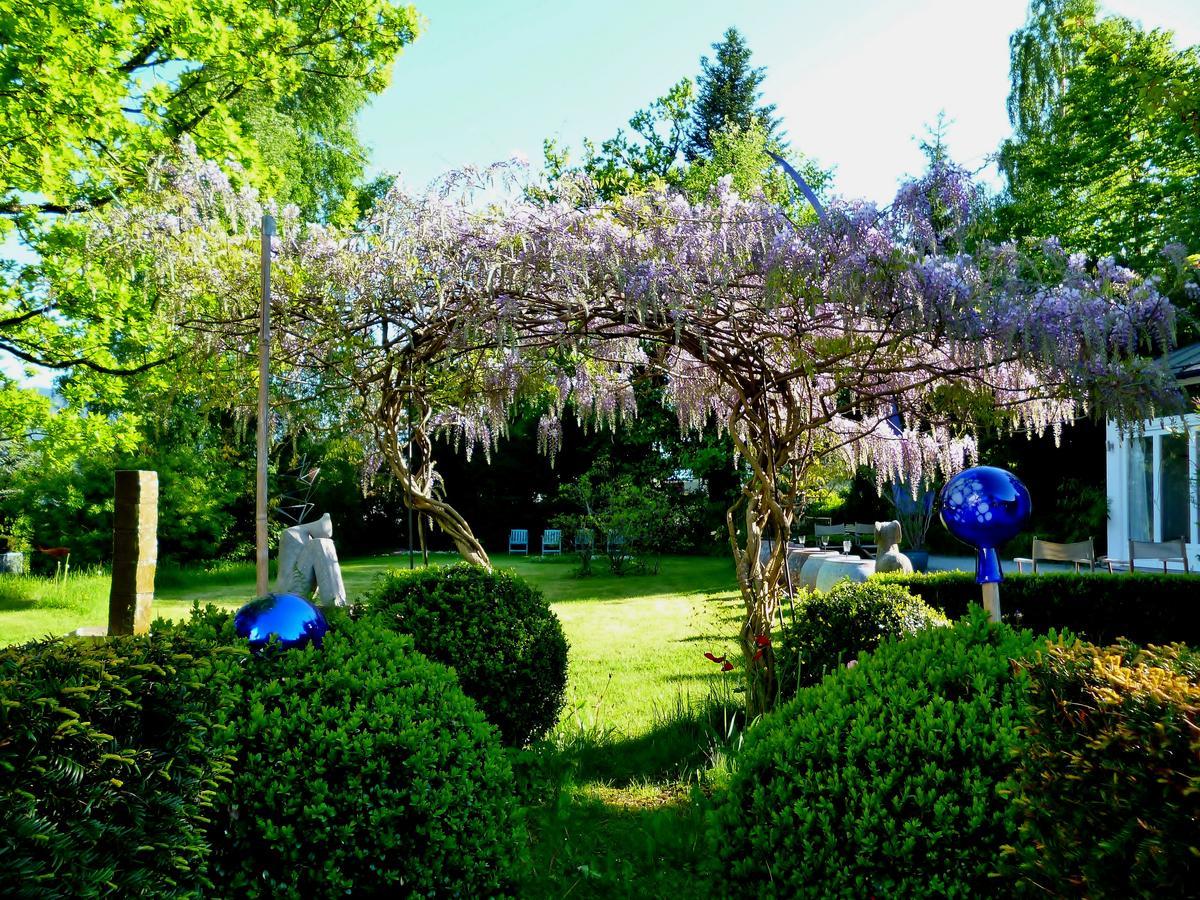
[875,570,1200,645]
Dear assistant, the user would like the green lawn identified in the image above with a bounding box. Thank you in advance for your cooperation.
[0,552,745,896]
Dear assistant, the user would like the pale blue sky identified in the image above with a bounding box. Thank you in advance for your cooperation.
[359,0,1200,204]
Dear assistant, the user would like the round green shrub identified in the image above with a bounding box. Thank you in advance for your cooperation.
[0,626,238,898]
[181,609,522,898]
[778,579,949,699]
[709,611,1041,898]
[368,563,569,745]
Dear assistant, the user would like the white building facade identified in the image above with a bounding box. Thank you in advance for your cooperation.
[1105,343,1200,571]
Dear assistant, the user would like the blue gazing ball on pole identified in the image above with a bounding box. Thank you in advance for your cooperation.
[939,466,1032,585]
[235,592,329,651]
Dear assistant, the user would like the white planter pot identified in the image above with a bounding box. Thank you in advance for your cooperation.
[814,556,876,592]
[798,552,842,591]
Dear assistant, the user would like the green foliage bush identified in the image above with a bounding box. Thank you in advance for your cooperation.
[174,608,522,898]
[1005,639,1200,895]
[368,563,569,745]
[778,580,949,699]
[877,570,1200,645]
[709,612,1041,897]
[0,629,239,898]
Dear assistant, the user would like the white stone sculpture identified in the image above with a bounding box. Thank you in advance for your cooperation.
[276,513,348,607]
[874,520,913,574]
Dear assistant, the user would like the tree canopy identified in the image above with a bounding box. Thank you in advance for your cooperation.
[686,27,782,160]
[1006,0,1097,139]
[86,143,1181,710]
[0,0,419,218]
[0,0,420,375]
[999,6,1200,300]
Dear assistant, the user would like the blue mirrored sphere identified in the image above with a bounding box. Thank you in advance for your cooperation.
[940,466,1032,584]
[234,592,329,651]
[940,466,1032,547]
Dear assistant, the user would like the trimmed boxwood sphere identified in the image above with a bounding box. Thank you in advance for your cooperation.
[709,612,1040,898]
[778,579,949,699]
[368,563,569,746]
[188,610,522,898]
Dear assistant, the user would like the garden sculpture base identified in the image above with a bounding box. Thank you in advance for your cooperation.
[798,551,842,591]
[0,552,24,575]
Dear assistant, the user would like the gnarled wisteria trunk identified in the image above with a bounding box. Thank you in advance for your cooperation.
[371,375,492,569]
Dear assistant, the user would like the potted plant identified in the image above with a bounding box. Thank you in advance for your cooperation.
[890,480,937,572]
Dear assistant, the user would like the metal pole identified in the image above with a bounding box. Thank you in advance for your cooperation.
[256,214,275,597]
[407,355,414,570]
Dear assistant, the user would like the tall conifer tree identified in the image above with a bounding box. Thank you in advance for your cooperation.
[685,27,781,161]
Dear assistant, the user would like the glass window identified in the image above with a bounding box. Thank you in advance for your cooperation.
[1127,435,1153,541]
[1161,432,1190,542]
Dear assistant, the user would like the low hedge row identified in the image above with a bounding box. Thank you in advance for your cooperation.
[876,570,1200,645]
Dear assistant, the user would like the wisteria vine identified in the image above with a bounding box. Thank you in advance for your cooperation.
[88,138,1182,712]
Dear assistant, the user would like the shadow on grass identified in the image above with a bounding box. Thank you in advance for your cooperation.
[517,694,745,898]
[551,696,746,787]
[518,785,715,899]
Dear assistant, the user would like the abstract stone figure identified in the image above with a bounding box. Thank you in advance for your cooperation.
[874,520,913,574]
[275,513,348,607]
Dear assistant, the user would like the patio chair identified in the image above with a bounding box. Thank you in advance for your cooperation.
[1015,536,1097,574]
[813,524,845,549]
[606,530,626,556]
[574,529,594,552]
[851,523,878,553]
[1104,538,1190,574]
[508,528,529,555]
[542,529,562,555]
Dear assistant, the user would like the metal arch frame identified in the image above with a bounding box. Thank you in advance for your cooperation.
[766,150,828,225]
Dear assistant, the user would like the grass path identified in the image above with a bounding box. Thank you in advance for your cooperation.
[1,552,745,897]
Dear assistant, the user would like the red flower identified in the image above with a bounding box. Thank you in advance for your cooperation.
[704,652,727,664]
[721,660,735,672]
[754,634,771,647]
[752,649,764,662]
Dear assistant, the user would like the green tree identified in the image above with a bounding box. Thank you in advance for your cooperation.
[685,27,781,161]
[682,121,830,222]
[998,14,1200,285]
[542,78,695,201]
[0,0,419,218]
[0,0,421,373]
[1006,0,1097,138]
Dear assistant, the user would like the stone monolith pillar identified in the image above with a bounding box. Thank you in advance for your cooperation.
[108,470,158,635]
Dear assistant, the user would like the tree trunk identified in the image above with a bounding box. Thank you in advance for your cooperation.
[396,473,491,569]
[373,389,493,569]
[727,464,793,718]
